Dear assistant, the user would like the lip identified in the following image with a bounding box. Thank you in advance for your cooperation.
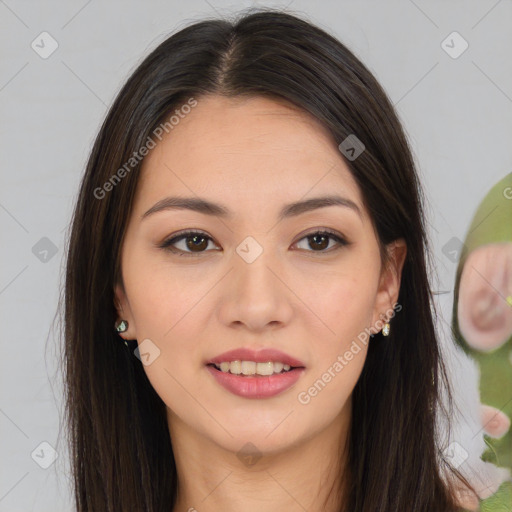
[206,365,306,399]
[206,348,305,367]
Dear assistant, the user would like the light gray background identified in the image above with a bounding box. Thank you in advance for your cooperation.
[1,1,511,510]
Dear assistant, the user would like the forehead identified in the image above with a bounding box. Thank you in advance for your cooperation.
[135,94,364,218]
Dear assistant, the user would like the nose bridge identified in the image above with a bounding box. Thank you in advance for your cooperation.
[220,235,293,330]
[235,237,281,303]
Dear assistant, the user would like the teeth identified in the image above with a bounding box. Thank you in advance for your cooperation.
[273,362,284,373]
[256,362,273,376]
[213,360,294,376]
[230,360,241,375]
[241,361,256,375]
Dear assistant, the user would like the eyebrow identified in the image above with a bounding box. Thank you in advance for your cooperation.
[141,195,362,222]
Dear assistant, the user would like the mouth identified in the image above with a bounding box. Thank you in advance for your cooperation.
[205,363,305,398]
[204,348,306,398]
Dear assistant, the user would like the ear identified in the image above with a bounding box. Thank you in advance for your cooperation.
[372,238,407,328]
[113,280,137,340]
[457,242,512,351]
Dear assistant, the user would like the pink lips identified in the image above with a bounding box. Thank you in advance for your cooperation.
[205,347,306,399]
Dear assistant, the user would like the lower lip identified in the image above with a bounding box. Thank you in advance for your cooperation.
[206,365,305,399]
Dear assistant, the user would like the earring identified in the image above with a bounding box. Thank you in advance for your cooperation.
[115,319,128,333]
[382,322,390,336]
[115,320,130,348]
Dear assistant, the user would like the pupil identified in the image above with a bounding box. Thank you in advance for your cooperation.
[310,234,328,251]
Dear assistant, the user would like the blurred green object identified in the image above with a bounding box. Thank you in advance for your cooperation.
[452,172,512,511]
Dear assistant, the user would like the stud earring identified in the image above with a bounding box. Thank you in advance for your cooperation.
[382,322,390,336]
[115,320,131,348]
[115,320,128,333]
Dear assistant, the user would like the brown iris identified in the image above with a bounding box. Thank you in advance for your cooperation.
[308,233,329,251]
[186,234,209,252]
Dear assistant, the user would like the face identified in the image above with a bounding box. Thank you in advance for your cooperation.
[114,94,406,456]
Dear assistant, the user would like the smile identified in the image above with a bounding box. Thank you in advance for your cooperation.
[210,360,294,376]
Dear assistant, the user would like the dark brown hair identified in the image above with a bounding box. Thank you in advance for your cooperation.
[61,8,477,511]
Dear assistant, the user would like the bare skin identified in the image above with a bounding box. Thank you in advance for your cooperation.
[114,94,407,512]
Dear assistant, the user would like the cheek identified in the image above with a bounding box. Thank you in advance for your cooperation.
[295,328,368,432]
[123,247,211,339]
[293,262,376,411]
[299,260,379,346]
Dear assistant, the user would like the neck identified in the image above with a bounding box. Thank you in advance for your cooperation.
[168,402,351,512]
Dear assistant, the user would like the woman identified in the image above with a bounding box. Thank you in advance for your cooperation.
[63,8,477,511]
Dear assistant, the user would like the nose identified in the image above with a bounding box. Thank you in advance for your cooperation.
[217,244,294,333]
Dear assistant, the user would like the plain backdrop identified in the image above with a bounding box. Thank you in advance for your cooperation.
[1,1,511,510]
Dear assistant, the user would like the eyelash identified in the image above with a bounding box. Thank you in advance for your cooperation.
[158,228,349,256]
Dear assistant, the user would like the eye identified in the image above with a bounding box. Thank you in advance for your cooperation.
[158,230,219,256]
[159,228,349,256]
[293,229,349,253]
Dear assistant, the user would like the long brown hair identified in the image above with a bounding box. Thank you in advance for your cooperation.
[60,8,476,511]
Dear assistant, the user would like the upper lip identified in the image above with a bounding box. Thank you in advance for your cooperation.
[206,348,305,367]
